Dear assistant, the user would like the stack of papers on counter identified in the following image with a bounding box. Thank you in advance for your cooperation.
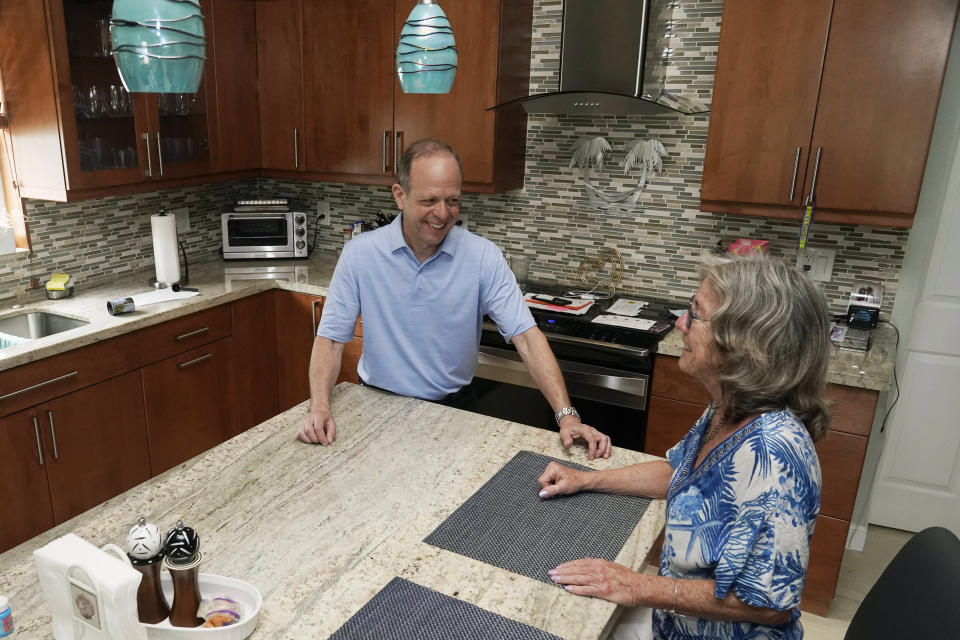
[524,294,594,315]
[592,314,657,330]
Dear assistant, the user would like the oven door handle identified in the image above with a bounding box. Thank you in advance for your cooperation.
[477,347,649,400]
[226,214,288,221]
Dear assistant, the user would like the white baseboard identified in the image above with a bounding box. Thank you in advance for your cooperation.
[846,522,869,551]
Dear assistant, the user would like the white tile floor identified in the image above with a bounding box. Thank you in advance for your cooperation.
[800,525,913,639]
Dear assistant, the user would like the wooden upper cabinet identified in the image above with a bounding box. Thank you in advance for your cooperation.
[256,0,304,171]
[207,0,260,172]
[302,0,395,178]
[294,0,532,192]
[701,0,960,228]
[806,0,959,225]
[0,0,246,200]
[700,0,830,210]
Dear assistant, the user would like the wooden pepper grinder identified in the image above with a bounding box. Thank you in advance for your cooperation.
[126,516,170,624]
[163,520,204,627]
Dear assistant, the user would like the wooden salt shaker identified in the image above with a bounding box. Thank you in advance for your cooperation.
[126,516,170,624]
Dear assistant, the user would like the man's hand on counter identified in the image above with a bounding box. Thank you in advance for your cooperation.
[298,408,337,445]
[558,416,612,459]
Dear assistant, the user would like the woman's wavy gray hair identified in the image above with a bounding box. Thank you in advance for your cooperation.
[700,255,831,441]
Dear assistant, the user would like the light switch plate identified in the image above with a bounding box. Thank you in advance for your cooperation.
[796,247,836,282]
[170,207,191,234]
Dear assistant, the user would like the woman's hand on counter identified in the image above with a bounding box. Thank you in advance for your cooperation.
[298,408,337,445]
[548,558,642,606]
[537,461,587,498]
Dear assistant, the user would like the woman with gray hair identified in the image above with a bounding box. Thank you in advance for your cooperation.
[538,255,830,640]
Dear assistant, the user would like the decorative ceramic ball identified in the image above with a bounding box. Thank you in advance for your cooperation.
[126,516,164,561]
[164,520,200,566]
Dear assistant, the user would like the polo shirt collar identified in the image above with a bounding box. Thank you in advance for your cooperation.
[389,213,463,258]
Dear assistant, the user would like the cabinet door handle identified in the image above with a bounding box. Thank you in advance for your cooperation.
[382,130,390,173]
[177,353,212,369]
[32,416,44,466]
[294,128,300,168]
[156,132,165,176]
[0,370,78,401]
[394,130,403,175]
[805,146,822,205]
[143,132,153,177]
[788,146,801,202]
[46,410,59,460]
[174,326,209,342]
[311,299,322,338]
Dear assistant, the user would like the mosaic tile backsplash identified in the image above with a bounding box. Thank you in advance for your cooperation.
[2,0,909,316]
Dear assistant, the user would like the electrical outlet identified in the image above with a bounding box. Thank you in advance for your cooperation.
[171,207,191,234]
[796,247,836,282]
[317,201,331,226]
[456,213,469,230]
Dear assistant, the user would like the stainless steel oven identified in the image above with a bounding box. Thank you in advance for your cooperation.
[221,199,308,260]
[470,316,663,452]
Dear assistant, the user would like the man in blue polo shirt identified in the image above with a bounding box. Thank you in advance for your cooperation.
[297,139,612,459]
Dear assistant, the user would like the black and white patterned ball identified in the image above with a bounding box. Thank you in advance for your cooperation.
[126,516,163,561]
[164,520,200,565]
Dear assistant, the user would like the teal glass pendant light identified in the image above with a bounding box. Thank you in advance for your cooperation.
[396,0,457,94]
[110,0,206,93]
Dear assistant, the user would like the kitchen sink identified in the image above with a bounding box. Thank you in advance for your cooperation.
[0,311,89,346]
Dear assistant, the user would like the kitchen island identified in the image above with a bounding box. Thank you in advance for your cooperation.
[0,383,666,639]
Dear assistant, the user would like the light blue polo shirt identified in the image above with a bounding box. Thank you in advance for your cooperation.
[317,214,535,400]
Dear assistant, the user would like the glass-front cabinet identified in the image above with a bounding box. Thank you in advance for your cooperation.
[58,0,211,188]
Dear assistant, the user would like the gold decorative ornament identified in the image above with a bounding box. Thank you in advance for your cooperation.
[577,248,623,296]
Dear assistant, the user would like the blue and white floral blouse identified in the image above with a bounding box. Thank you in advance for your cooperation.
[653,407,822,640]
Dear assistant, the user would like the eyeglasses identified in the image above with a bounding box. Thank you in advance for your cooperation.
[685,295,710,325]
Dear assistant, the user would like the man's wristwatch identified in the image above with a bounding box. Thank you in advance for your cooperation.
[554,406,580,426]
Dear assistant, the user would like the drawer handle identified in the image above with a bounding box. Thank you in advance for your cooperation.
[47,410,59,460]
[788,146,801,202]
[174,326,210,342]
[33,416,44,466]
[177,353,212,369]
[0,370,78,401]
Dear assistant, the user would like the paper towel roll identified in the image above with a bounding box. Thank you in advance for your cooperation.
[151,214,180,285]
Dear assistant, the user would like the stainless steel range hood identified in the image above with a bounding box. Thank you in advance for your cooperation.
[491,0,708,116]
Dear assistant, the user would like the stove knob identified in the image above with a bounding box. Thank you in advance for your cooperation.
[295,215,306,225]
[296,239,306,250]
[295,227,306,237]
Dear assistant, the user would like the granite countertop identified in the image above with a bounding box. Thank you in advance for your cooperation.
[0,254,897,392]
[0,384,667,639]
[0,253,339,373]
[656,324,898,392]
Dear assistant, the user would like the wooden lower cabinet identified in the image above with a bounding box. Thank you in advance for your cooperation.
[646,354,879,614]
[0,409,57,552]
[142,338,236,475]
[275,291,324,411]
[803,514,850,616]
[0,370,150,553]
[645,395,706,458]
[232,291,279,433]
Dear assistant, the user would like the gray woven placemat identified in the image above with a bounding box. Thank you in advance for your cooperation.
[328,577,561,640]
[425,450,652,584]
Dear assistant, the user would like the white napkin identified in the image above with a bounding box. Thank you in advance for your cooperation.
[130,288,199,307]
[33,533,147,640]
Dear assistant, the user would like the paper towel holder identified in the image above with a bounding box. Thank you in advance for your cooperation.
[148,241,190,289]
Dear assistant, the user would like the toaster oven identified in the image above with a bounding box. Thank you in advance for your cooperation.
[221,199,309,260]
